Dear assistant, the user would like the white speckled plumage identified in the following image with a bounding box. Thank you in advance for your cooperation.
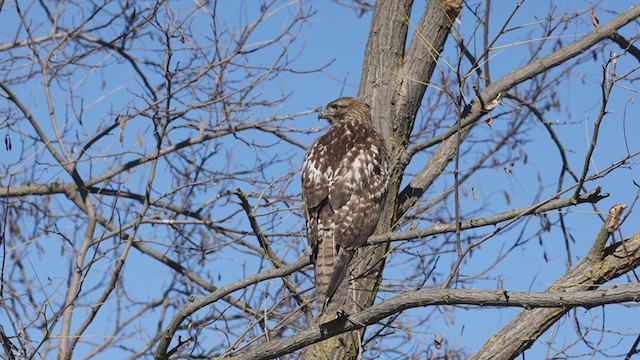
[301,97,390,310]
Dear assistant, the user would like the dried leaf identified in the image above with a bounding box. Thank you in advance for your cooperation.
[485,113,493,128]
[434,334,442,350]
[9,221,21,237]
[522,149,528,164]
[472,186,478,201]
[484,92,502,111]
[503,190,511,205]
[4,133,11,151]
[119,117,126,145]
[590,8,600,28]
[137,132,144,147]
[503,167,512,175]
[541,215,551,232]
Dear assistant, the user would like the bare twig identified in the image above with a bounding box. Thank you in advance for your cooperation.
[235,190,313,324]
[154,256,311,360]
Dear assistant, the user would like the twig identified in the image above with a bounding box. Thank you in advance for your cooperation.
[0,325,16,360]
[235,190,313,324]
[166,335,192,358]
[574,55,615,199]
[624,333,640,360]
[154,255,311,359]
[609,32,640,62]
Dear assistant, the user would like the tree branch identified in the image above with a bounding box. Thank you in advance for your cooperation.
[369,187,607,245]
[154,255,311,360]
[237,241,640,360]
[396,4,640,217]
[471,231,640,360]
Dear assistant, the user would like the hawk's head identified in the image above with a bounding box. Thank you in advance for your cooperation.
[319,97,371,125]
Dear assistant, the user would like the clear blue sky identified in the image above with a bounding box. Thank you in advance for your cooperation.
[2,1,639,359]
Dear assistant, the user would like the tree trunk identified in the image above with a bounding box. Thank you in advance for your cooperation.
[303,0,463,358]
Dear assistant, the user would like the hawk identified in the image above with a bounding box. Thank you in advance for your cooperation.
[301,97,390,309]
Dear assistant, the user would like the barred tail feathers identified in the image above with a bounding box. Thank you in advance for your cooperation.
[314,222,335,307]
[324,248,356,305]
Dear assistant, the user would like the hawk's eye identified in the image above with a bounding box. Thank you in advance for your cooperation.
[329,104,337,110]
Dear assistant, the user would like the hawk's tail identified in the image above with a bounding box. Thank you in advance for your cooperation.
[324,248,356,305]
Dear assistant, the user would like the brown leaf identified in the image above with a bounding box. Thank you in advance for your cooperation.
[119,117,126,145]
[503,190,511,205]
[485,113,493,128]
[434,334,443,350]
[589,8,600,28]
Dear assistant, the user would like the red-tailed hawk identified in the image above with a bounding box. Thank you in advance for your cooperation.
[302,97,390,309]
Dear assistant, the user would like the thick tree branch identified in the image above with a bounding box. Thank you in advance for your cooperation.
[357,0,413,140]
[471,231,640,360]
[609,31,640,62]
[237,241,640,360]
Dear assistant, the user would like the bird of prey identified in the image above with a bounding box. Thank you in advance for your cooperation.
[301,97,390,309]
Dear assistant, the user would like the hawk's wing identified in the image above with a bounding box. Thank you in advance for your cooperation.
[301,143,331,249]
[301,140,335,307]
[331,141,389,249]
[323,139,389,305]
[302,118,389,308]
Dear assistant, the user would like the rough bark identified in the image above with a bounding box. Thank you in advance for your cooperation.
[471,227,640,359]
[302,0,463,359]
[303,2,640,359]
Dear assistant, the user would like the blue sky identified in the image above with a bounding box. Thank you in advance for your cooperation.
[1,1,639,359]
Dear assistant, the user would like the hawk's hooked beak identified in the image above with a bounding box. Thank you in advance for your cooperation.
[318,107,333,124]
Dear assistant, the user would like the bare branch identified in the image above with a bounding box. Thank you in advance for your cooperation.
[396,4,640,216]
[471,232,640,360]
[238,238,640,360]
[154,256,311,360]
